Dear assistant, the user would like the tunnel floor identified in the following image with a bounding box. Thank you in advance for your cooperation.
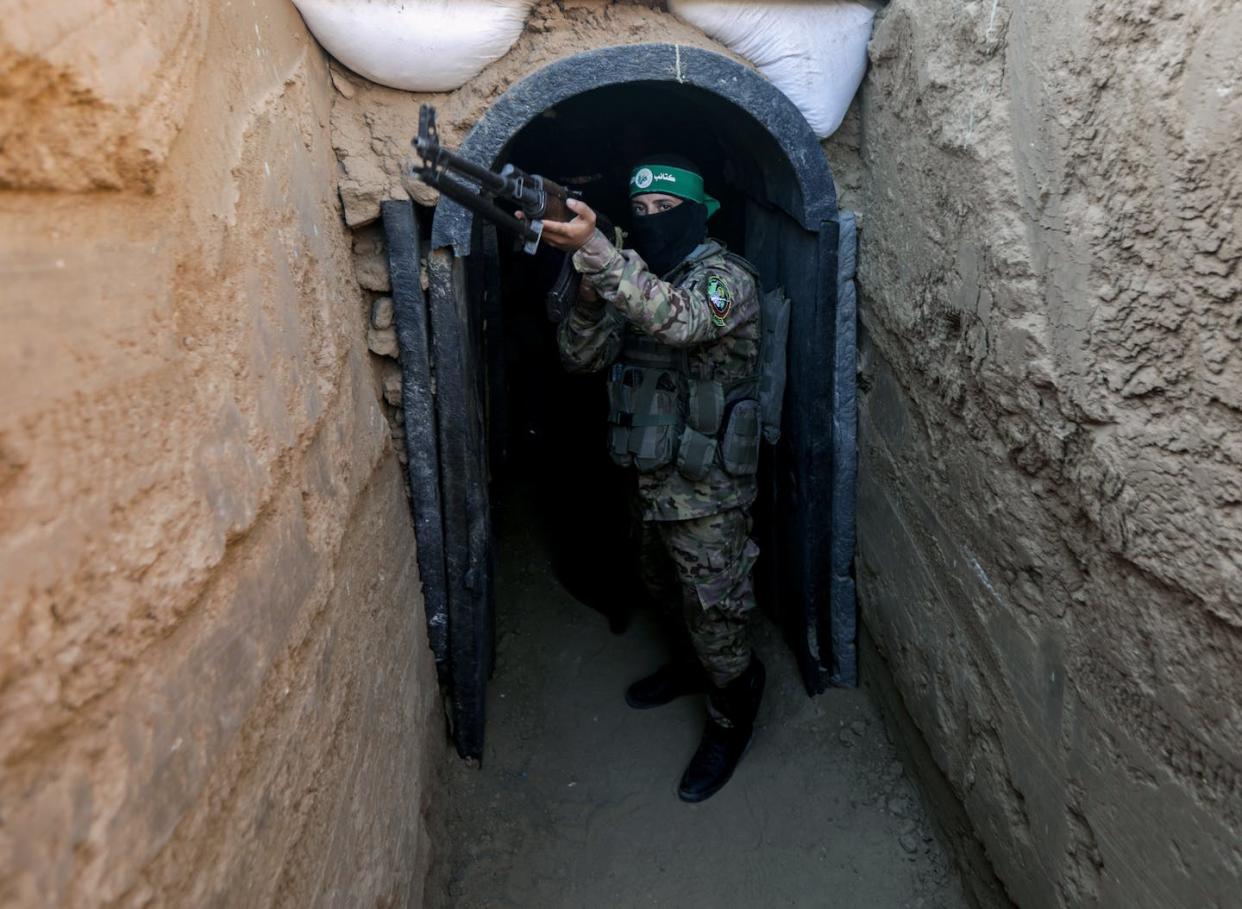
[442,484,967,908]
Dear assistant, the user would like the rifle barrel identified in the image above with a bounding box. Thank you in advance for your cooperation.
[419,168,539,245]
[427,145,510,196]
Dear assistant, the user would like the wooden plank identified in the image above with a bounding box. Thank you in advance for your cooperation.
[381,200,450,683]
[427,247,492,762]
[781,218,835,694]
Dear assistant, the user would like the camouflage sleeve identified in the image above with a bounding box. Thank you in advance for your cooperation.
[556,294,625,374]
[572,229,753,349]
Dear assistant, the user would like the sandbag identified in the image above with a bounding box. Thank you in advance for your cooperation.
[668,1,877,138]
[292,0,536,93]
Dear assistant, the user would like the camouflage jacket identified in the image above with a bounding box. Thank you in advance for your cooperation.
[557,228,761,522]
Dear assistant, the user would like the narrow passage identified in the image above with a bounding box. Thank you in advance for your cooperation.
[445,484,968,908]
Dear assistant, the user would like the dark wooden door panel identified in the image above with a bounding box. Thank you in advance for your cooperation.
[382,200,449,684]
[427,247,492,762]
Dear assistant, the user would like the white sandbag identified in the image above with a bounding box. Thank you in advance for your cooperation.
[292,0,536,93]
[668,1,877,138]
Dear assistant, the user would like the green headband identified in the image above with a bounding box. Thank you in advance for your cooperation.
[629,164,721,218]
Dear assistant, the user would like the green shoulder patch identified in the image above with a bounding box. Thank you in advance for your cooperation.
[705,273,734,327]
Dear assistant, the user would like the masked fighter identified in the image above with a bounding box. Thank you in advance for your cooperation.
[541,155,766,803]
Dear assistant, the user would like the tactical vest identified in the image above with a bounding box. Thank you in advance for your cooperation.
[604,246,788,481]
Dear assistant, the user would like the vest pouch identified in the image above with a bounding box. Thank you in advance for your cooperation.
[719,399,761,476]
[686,379,725,436]
[676,426,718,482]
[606,363,635,467]
[629,368,683,473]
[608,425,632,466]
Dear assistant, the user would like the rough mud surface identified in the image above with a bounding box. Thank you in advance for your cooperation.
[0,1,209,191]
[854,1,1242,906]
[445,486,965,908]
[0,2,443,905]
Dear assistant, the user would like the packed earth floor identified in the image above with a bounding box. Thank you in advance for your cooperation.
[444,486,968,908]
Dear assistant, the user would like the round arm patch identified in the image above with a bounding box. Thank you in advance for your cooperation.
[705,274,734,327]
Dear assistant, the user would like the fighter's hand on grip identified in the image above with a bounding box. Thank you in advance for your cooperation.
[534,198,597,251]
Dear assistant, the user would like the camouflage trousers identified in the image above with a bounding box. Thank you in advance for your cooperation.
[636,507,760,688]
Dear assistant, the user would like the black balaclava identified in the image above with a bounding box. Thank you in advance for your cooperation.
[627,153,714,276]
[628,201,709,277]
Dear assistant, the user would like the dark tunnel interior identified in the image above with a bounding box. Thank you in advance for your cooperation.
[478,82,790,634]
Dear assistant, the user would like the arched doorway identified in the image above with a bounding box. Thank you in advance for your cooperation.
[386,44,858,760]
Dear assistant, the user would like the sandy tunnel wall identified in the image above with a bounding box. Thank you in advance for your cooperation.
[851,1,1242,906]
[0,2,444,905]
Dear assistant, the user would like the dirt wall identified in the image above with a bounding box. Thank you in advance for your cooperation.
[853,1,1241,906]
[0,3,444,905]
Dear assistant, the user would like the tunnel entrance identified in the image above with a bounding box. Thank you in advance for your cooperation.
[387,44,858,760]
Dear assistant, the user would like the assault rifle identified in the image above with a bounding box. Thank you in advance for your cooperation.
[408,104,602,321]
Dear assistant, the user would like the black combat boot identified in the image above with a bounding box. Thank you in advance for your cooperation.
[677,655,765,803]
[625,658,707,709]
